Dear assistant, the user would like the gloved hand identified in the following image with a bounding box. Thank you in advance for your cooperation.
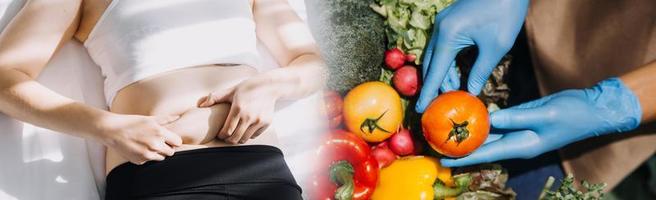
[441,78,642,167]
[416,0,530,113]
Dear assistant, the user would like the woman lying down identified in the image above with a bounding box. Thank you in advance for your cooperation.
[0,0,325,199]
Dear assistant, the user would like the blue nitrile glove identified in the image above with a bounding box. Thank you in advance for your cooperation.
[441,78,643,167]
[416,0,530,113]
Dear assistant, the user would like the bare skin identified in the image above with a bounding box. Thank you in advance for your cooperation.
[621,60,656,123]
[0,0,325,173]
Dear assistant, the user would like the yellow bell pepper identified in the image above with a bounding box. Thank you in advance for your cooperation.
[371,156,454,200]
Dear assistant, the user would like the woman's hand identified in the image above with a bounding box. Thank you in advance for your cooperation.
[197,77,278,144]
[98,113,183,165]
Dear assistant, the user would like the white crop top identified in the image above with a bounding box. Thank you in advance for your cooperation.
[84,0,261,106]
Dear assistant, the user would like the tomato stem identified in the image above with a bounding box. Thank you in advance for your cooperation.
[447,119,470,144]
[360,110,392,134]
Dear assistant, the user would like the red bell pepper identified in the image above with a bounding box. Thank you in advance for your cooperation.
[311,130,379,200]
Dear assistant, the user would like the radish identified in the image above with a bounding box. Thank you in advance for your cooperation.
[405,54,417,62]
[389,128,415,156]
[371,141,397,168]
[392,66,419,96]
[385,48,406,70]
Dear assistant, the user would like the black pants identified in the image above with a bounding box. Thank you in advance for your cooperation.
[105,145,303,200]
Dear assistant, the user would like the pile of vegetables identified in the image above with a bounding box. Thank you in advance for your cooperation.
[313,0,517,199]
[317,80,512,199]
[314,0,604,199]
[371,0,454,64]
[372,0,454,92]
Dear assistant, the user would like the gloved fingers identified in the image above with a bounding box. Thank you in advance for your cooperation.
[467,49,504,95]
[513,95,553,109]
[422,34,438,80]
[490,105,550,130]
[483,133,503,144]
[416,42,458,113]
[441,130,541,167]
[440,61,460,92]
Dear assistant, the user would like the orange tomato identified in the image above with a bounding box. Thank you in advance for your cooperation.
[343,82,404,142]
[421,91,489,157]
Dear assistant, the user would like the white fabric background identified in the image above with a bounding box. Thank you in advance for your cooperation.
[0,1,324,199]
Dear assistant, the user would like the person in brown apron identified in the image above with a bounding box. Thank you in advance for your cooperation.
[417,0,656,198]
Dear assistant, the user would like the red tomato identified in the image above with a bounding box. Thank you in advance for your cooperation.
[421,91,489,157]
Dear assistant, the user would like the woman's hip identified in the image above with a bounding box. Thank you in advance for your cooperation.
[105,145,301,200]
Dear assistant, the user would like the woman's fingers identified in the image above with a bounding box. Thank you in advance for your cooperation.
[238,124,258,144]
[218,105,240,139]
[142,151,166,163]
[226,118,249,144]
[196,95,211,107]
[129,147,166,165]
[240,122,266,143]
[151,141,175,157]
[160,128,182,147]
[198,87,236,107]
[250,124,269,139]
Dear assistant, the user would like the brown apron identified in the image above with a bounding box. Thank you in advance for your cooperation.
[525,0,656,190]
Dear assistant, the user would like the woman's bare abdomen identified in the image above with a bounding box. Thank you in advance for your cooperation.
[105,65,279,173]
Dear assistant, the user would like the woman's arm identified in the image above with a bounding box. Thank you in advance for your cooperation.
[621,60,656,123]
[0,0,98,139]
[0,0,181,164]
[252,0,326,100]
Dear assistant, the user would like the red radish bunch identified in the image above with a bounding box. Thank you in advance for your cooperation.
[384,48,406,70]
[370,127,421,168]
[388,128,415,156]
[385,48,420,97]
[371,141,397,168]
[405,54,417,62]
[392,66,419,96]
